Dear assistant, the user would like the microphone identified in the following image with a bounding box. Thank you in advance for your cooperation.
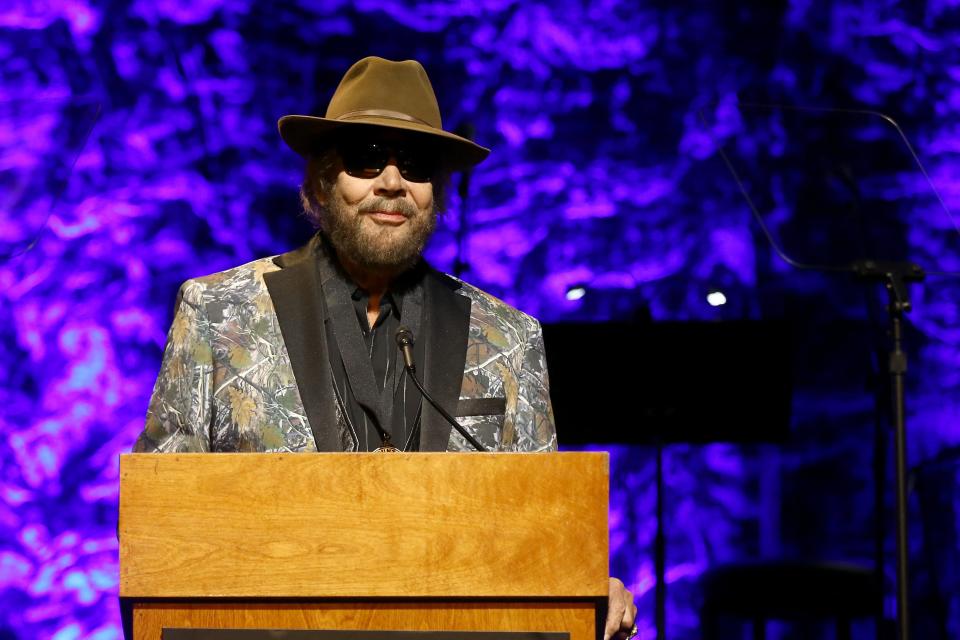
[394,327,487,452]
[396,326,416,371]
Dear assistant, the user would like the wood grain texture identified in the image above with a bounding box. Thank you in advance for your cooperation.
[120,453,608,598]
[132,601,598,640]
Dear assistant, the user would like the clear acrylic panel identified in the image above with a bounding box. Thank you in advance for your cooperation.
[0,98,100,261]
[700,103,960,275]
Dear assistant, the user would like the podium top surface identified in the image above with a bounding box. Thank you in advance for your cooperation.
[119,452,609,600]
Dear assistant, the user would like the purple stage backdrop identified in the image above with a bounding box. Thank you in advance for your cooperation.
[2,2,960,639]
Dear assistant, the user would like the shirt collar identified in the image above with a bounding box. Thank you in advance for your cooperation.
[316,232,426,317]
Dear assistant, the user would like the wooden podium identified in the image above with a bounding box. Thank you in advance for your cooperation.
[119,452,609,640]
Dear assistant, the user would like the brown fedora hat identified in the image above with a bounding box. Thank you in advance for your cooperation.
[278,56,489,170]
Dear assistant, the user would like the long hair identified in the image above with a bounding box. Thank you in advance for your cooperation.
[299,148,340,229]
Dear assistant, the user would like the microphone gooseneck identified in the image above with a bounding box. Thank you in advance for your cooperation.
[394,326,487,452]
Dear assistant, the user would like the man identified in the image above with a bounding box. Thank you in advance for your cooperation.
[134,56,635,639]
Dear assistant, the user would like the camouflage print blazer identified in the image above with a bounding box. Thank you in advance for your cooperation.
[134,236,557,453]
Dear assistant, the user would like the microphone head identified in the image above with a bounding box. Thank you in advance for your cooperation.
[395,326,415,347]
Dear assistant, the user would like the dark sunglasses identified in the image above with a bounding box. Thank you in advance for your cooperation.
[338,140,437,183]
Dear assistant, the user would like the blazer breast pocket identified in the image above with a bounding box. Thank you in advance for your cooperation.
[450,396,507,450]
[455,397,506,417]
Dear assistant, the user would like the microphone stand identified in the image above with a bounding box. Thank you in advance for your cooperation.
[699,103,960,640]
[655,438,666,640]
[852,259,925,640]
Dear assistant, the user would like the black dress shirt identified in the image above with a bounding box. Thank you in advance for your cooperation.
[316,241,426,451]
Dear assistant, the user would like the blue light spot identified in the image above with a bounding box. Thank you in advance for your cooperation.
[706,291,727,306]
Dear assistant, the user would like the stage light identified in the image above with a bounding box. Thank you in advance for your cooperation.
[707,290,727,306]
[566,286,587,301]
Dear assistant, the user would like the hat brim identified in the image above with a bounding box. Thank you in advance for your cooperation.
[278,115,490,171]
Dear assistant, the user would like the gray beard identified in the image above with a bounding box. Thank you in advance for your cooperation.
[321,195,436,275]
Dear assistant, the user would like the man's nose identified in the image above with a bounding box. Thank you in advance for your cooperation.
[374,161,405,195]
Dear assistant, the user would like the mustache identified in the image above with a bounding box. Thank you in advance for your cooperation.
[357,198,417,218]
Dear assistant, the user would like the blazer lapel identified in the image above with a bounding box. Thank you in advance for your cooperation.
[263,239,342,452]
[419,270,472,451]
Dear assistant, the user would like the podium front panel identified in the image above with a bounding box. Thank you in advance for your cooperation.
[132,601,598,640]
[120,452,609,599]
